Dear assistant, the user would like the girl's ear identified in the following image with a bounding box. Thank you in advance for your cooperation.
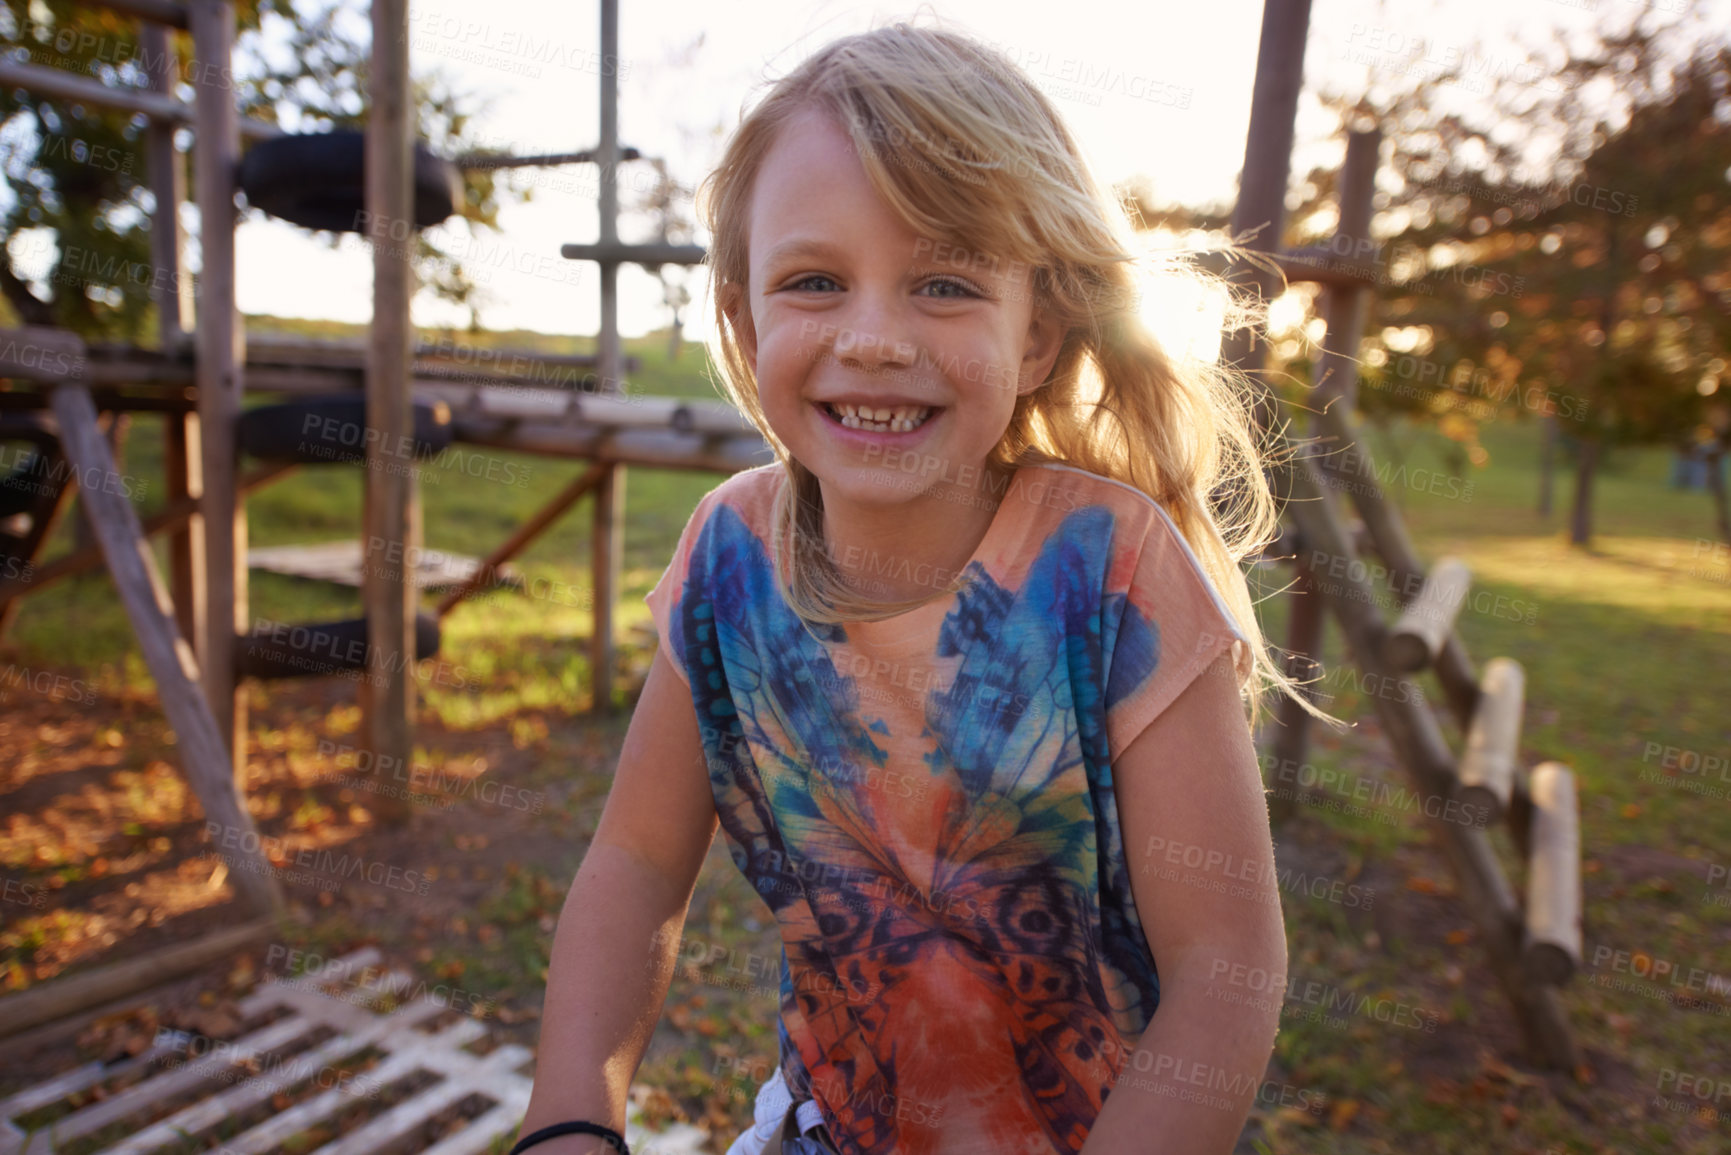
[720,282,759,376]
[1018,307,1066,396]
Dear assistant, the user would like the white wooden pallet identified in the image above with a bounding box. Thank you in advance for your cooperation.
[0,949,709,1155]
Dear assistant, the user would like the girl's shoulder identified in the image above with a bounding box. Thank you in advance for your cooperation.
[707,461,785,515]
[1009,461,1185,550]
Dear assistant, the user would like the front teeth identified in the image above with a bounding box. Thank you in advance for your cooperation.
[827,403,933,432]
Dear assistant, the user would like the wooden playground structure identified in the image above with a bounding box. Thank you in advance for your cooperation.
[0,0,1588,1148]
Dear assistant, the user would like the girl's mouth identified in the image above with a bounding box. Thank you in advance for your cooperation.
[819,401,937,434]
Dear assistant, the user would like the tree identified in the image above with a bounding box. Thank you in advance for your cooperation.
[1288,12,1730,546]
[0,0,521,341]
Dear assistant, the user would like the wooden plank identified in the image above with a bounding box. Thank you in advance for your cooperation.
[450,420,771,473]
[0,1039,180,1125]
[1524,763,1583,984]
[309,1043,524,1155]
[106,1001,448,1155]
[16,1008,320,1152]
[0,918,274,1042]
[45,386,279,916]
[189,0,249,787]
[250,539,519,593]
[1384,557,1472,672]
[418,1099,530,1155]
[0,327,86,381]
[1457,658,1525,822]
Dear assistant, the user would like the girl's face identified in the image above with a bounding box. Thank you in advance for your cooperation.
[726,107,1063,511]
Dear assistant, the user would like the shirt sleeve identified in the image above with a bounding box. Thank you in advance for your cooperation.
[1102,502,1250,762]
[643,485,723,690]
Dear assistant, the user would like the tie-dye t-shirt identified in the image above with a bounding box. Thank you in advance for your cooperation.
[645,461,1246,1155]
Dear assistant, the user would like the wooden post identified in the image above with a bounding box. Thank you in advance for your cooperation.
[1217,0,1314,381]
[50,384,281,917]
[1385,557,1472,671]
[360,0,417,824]
[1271,125,1381,786]
[143,21,206,652]
[1269,545,1323,825]
[1457,658,1525,823]
[590,463,623,714]
[1312,127,1381,411]
[1524,763,1583,984]
[584,0,626,714]
[596,0,622,399]
[188,0,248,787]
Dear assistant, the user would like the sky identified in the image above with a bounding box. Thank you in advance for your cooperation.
[218,0,1715,345]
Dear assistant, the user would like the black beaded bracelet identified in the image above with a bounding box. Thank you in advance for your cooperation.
[509,1120,629,1155]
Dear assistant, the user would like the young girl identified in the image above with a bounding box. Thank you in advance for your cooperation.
[518,23,1290,1155]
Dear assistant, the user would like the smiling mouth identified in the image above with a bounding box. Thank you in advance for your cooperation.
[820,401,937,433]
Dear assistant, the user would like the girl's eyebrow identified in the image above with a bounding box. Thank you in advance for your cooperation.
[761,238,847,268]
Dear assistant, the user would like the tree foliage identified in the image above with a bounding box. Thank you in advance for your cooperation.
[1,0,521,341]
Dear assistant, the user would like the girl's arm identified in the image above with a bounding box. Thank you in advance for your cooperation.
[518,647,721,1155]
[1080,652,1289,1155]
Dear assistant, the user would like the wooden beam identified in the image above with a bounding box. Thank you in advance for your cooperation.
[0,59,279,140]
[437,463,608,616]
[0,918,273,1042]
[49,384,281,916]
[359,0,417,826]
[1385,557,1472,672]
[189,0,248,787]
[1523,763,1583,984]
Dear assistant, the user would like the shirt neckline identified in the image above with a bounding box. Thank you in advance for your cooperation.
[828,462,1033,642]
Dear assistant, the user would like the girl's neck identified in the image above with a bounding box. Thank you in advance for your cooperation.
[818,463,1015,606]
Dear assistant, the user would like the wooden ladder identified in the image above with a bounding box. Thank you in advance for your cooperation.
[1269,399,1585,1070]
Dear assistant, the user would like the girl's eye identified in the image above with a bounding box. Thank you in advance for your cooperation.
[920,277,980,299]
[788,274,841,292]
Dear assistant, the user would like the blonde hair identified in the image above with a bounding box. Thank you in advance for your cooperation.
[697,21,1312,720]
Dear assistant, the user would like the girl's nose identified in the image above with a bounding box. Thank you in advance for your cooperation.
[832,294,917,369]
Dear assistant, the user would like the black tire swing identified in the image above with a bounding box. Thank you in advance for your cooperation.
[238,129,462,234]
